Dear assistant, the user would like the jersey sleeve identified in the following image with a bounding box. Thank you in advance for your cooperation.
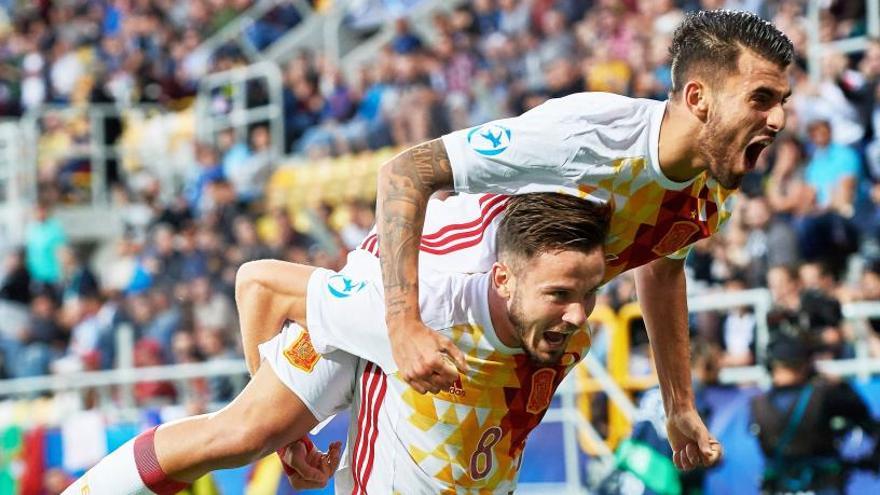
[441,99,582,194]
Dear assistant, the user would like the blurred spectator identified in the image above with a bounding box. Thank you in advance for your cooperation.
[185,144,224,216]
[0,0,257,117]
[794,50,865,145]
[225,125,273,202]
[498,0,530,36]
[0,249,32,306]
[58,291,113,372]
[765,133,813,218]
[720,275,756,367]
[538,9,575,67]
[795,120,861,274]
[204,178,245,244]
[339,201,375,250]
[750,324,878,494]
[25,202,67,286]
[391,17,423,55]
[245,3,302,50]
[133,338,177,406]
[334,64,393,153]
[195,327,236,402]
[229,214,273,264]
[217,128,250,182]
[741,196,800,287]
[768,265,802,312]
[804,119,860,216]
[191,275,237,347]
[858,261,880,357]
[7,288,63,378]
[57,246,99,306]
[387,52,443,146]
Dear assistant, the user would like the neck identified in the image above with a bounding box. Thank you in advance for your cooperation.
[658,98,706,182]
[772,366,807,386]
[487,282,520,348]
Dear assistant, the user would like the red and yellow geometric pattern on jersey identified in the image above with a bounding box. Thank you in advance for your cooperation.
[399,322,591,493]
[574,157,736,283]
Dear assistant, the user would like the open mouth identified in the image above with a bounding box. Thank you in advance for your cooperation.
[543,331,568,347]
[744,140,771,170]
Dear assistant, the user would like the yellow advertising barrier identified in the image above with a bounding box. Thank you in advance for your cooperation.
[575,302,658,455]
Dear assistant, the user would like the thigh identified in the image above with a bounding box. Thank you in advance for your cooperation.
[253,322,359,430]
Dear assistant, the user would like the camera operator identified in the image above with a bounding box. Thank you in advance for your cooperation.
[749,311,879,494]
[767,265,849,359]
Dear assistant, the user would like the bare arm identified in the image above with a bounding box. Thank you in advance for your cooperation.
[234,260,315,375]
[377,138,453,325]
[634,256,721,470]
[634,256,694,414]
[376,138,466,393]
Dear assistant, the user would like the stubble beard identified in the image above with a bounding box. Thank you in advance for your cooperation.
[698,115,743,190]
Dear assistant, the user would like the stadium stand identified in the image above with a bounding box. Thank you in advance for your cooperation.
[1,0,880,493]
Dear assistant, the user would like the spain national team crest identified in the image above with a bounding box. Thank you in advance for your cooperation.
[526,368,557,414]
[652,221,700,256]
[284,330,321,373]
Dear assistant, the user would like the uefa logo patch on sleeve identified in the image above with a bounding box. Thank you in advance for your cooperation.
[467,124,512,156]
[284,329,321,373]
[327,274,367,298]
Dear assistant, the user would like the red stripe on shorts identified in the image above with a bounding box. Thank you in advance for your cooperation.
[360,369,388,489]
[351,362,379,494]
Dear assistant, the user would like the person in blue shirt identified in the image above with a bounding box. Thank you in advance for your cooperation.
[25,202,67,285]
[804,119,861,215]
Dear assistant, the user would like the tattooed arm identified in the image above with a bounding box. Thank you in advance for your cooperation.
[377,139,467,394]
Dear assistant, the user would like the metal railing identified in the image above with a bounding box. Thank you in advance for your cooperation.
[6,104,194,242]
[0,120,37,248]
[1,291,879,494]
[195,0,317,65]
[195,61,285,160]
[808,0,880,82]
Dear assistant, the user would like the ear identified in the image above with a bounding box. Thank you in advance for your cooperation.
[491,262,513,299]
[682,79,710,122]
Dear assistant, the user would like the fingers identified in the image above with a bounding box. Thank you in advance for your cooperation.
[395,327,468,395]
[283,442,325,481]
[408,380,429,394]
[685,442,701,468]
[673,440,723,472]
[706,438,723,466]
[673,445,695,471]
[439,338,468,373]
[403,350,460,395]
[286,473,327,490]
[323,441,343,475]
[283,441,342,490]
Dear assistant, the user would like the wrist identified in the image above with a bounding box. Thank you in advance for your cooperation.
[387,314,423,334]
[665,397,697,417]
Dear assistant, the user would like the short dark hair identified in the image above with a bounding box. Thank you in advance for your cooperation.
[496,193,610,262]
[669,10,793,94]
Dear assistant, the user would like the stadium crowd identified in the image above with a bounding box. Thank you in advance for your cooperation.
[0,0,879,408]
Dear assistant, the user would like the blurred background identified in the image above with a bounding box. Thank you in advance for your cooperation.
[0,0,880,494]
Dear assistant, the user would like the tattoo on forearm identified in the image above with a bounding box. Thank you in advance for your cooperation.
[378,140,452,321]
